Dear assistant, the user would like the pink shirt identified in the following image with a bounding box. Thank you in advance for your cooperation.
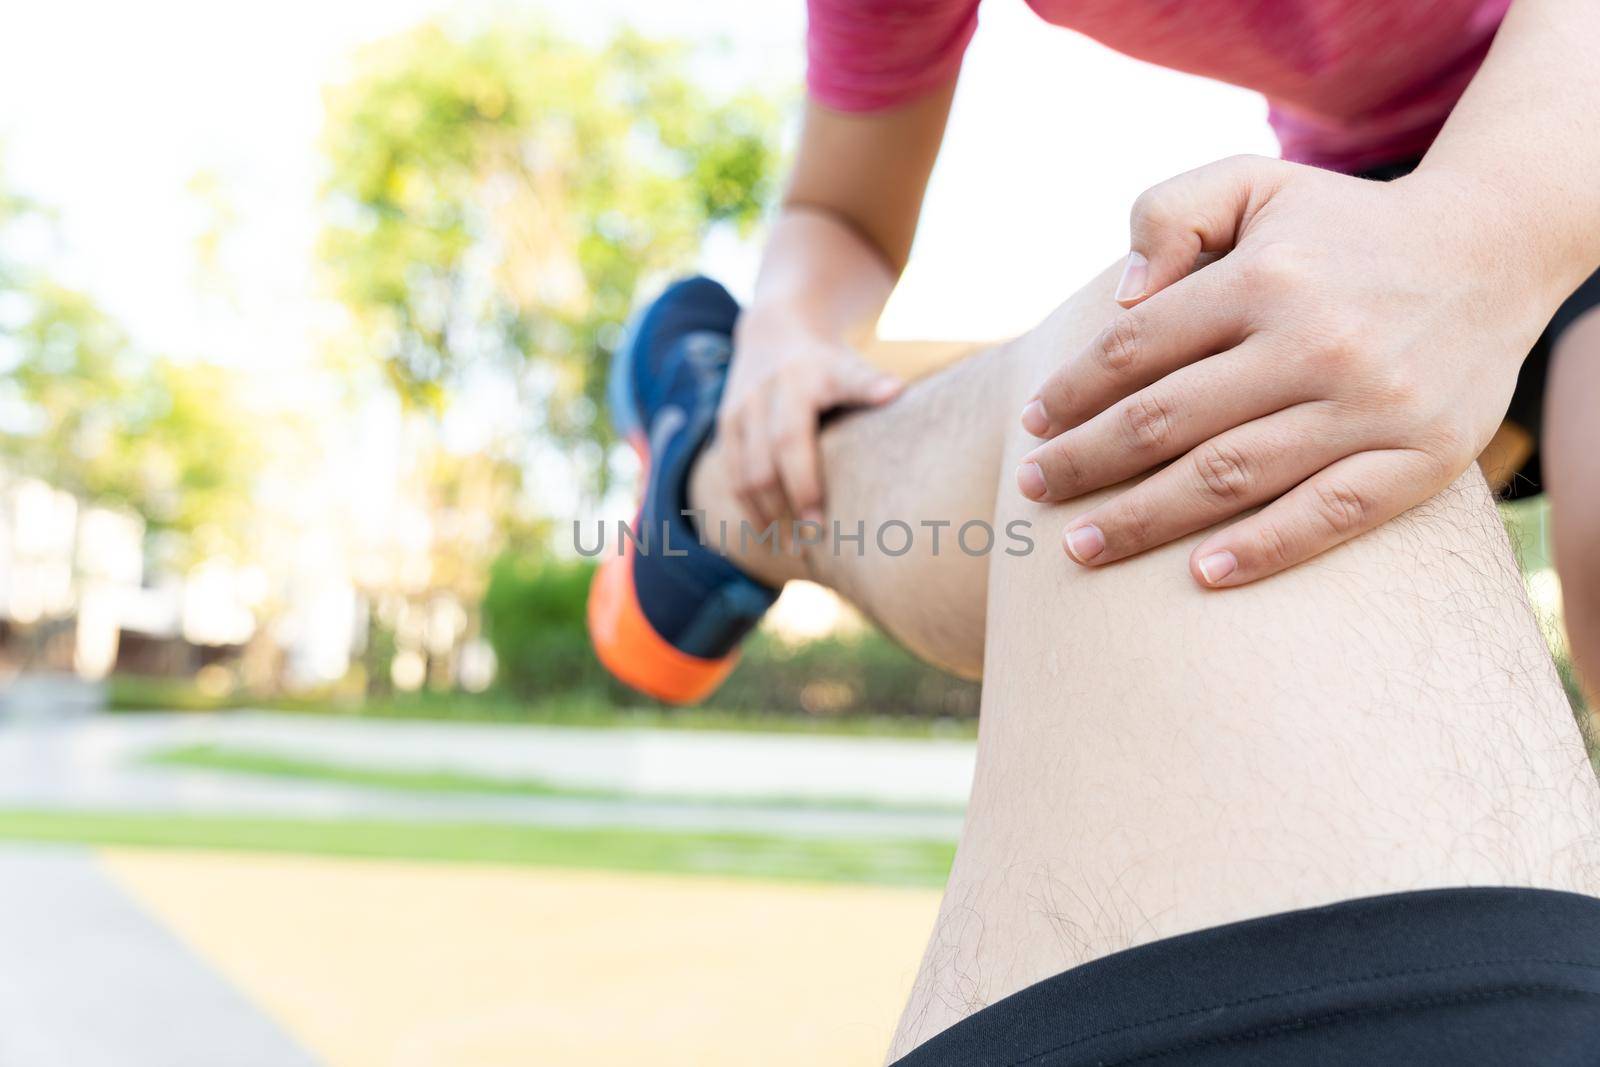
[806,0,1511,173]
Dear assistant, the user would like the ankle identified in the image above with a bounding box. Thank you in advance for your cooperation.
[688,443,804,588]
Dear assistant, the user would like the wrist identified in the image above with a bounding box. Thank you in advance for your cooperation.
[1401,163,1593,310]
[736,295,843,350]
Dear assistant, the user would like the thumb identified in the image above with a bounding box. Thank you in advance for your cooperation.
[822,351,903,409]
[1117,154,1286,306]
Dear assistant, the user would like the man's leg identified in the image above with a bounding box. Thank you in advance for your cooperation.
[691,337,1009,679]
[590,276,1005,703]
[881,268,1600,1057]
[666,260,1600,1057]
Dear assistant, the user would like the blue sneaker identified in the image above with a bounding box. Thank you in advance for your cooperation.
[587,277,779,703]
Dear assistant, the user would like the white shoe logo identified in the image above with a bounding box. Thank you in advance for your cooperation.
[650,405,687,458]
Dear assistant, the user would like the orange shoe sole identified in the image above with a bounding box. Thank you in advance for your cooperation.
[586,431,740,705]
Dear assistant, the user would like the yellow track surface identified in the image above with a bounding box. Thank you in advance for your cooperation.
[100,848,940,1067]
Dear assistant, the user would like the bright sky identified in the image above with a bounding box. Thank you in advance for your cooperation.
[1,0,1276,359]
[0,0,1280,548]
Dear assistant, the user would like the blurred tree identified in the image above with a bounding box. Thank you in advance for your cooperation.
[317,21,779,695]
[0,281,256,560]
[0,163,261,675]
[319,23,779,467]
[0,157,253,559]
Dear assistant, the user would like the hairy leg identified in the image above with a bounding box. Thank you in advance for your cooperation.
[691,339,1005,678]
[887,267,1600,1058]
[687,276,1552,679]
[1544,309,1600,714]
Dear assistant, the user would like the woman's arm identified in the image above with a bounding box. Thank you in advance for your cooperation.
[1420,0,1600,304]
[1014,0,1600,588]
[721,85,954,528]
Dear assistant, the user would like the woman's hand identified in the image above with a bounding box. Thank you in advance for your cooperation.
[721,300,901,529]
[1016,154,1561,587]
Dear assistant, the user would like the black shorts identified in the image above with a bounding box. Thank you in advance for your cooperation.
[890,887,1600,1066]
[1358,159,1600,499]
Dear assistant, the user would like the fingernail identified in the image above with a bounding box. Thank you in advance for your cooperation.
[1113,250,1148,303]
[870,376,901,403]
[1197,550,1237,585]
[1020,398,1049,437]
[1064,524,1105,563]
[1016,462,1046,500]
[800,508,824,527]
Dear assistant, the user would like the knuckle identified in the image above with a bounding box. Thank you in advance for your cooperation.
[819,362,852,392]
[787,368,825,398]
[1225,153,1288,193]
[1311,479,1368,535]
[1122,392,1174,450]
[1118,496,1157,546]
[779,353,817,379]
[738,462,776,495]
[1306,333,1361,380]
[1364,361,1424,416]
[1383,378,1425,421]
[1131,184,1176,227]
[1240,241,1306,291]
[785,452,819,488]
[1037,372,1070,415]
[1192,442,1253,501]
[1044,439,1086,490]
[1220,153,1276,181]
[1096,314,1142,374]
[1425,421,1474,464]
[772,424,807,451]
[1254,522,1295,569]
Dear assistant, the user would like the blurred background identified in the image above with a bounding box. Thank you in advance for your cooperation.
[0,1,1584,1064]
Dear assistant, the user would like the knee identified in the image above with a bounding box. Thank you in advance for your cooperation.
[1000,262,1126,410]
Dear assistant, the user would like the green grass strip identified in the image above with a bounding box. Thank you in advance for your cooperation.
[107,679,980,740]
[145,743,962,815]
[0,809,955,888]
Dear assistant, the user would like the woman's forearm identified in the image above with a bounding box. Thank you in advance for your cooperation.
[743,205,898,344]
[744,88,956,345]
[713,92,951,522]
[1419,0,1600,302]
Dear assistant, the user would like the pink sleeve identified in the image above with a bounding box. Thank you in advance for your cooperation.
[806,0,982,113]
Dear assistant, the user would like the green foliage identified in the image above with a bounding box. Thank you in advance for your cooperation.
[477,549,979,722]
[314,20,783,694]
[0,282,255,557]
[0,157,255,559]
[710,633,981,721]
[319,22,779,460]
[0,167,38,292]
[480,553,609,696]
[145,742,959,812]
[0,809,956,887]
[105,676,975,738]
[1501,497,1553,572]
[107,674,237,713]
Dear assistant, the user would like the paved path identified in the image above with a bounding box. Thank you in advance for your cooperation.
[0,844,322,1067]
[103,847,938,1067]
[0,715,966,1064]
[0,713,974,840]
